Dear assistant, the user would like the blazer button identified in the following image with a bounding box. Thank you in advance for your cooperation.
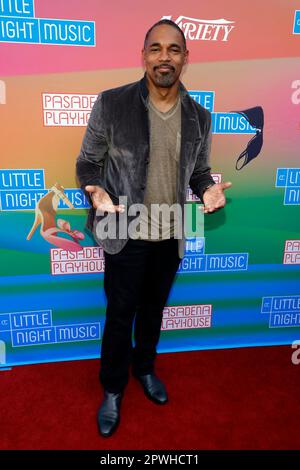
[141,185,146,190]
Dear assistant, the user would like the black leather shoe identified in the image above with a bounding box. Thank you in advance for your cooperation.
[133,373,168,404]
[97,390,123,437]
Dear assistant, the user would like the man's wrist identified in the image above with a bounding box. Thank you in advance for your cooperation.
[202,183,215,194]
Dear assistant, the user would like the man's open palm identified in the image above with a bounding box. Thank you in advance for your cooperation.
[85,185,125,213]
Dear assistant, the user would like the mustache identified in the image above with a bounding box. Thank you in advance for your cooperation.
[154,64,175,71]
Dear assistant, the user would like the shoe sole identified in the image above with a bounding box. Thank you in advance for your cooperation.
[144,389,168,405]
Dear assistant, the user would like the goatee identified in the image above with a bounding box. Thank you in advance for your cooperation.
[154,71,176,88]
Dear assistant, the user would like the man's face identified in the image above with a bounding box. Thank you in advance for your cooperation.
[142,24,188,88]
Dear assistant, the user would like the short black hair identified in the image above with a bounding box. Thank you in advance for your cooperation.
[144,19,187,51]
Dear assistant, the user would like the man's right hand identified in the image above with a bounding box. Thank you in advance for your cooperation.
[85,185,125,213]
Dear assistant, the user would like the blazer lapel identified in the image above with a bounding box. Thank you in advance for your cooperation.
[180,93,198,170]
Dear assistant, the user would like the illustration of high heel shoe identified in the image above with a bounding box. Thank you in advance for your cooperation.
[27,182,84,252]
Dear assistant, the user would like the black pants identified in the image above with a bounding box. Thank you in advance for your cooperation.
[99,237,181,393]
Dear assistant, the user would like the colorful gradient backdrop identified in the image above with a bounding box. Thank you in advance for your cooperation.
[0,0,299,368]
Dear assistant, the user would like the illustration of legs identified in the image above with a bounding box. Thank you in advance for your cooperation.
[27,183,84,252]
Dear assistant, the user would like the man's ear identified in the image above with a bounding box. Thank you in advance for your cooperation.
[184,49,189,65]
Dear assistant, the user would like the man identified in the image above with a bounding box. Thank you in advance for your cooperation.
[76,19,231,438]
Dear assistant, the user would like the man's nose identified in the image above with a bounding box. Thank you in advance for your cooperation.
[158,49,171,61]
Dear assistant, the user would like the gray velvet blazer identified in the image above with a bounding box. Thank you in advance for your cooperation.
[76,72,215,258]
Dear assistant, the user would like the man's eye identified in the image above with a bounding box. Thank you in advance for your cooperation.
[150,48,159,52]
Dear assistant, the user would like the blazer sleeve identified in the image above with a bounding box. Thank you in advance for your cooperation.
[76,92,108,198]
[189,109,216,203]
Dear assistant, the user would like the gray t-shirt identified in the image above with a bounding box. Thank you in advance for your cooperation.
[135,95,181,241]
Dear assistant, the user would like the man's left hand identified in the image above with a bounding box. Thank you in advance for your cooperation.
[201,182,232,214]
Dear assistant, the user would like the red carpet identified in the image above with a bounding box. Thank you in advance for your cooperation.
[1,345,300,450]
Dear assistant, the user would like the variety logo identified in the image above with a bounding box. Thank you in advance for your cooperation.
[0,79,6,104]
[162,304,212,330]
[283,240,300,265]
[0,0,95,46]
[161,15,235,41]
[275,168,300,205]
[261,295,300,328]
[0,310,101,346]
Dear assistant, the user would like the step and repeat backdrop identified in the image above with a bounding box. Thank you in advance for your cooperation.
[0,0,299,368]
